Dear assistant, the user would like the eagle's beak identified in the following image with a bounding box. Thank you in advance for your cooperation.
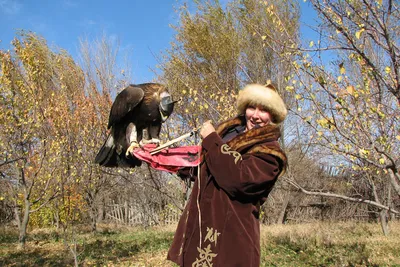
[169,97,181,105]
[176,97,182,103]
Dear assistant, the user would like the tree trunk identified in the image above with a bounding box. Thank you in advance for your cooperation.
[97,197,105,223]
[13,202,21,230]
[276,192,290,224]
[379,210,390,236]
[54,209,60,229]
[387,168,400,197]
[18,198,30,249]
[90,205,97,232]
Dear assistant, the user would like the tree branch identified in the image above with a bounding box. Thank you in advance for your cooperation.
[285,177,399,214]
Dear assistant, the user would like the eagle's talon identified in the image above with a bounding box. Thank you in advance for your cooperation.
[138,140,146,148]
[126,141,140,157]
[139,138,161,147]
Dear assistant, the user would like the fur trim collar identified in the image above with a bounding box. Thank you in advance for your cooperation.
[216,116,286,164]
[215,116,287,175]
[216,117,278,149]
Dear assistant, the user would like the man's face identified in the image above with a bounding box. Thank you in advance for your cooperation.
[245,105,271,131]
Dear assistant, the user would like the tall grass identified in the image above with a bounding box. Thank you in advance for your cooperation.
[260,221,400,267]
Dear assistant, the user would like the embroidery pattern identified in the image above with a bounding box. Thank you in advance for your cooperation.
[192,244,217,267]
[192,227,221,267]
[204,227,221,246]
[221,144,242,164]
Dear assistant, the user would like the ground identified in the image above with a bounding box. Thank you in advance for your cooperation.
[1,222,399,266]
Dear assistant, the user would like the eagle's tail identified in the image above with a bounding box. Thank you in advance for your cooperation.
[94,134,142,168]
[94,134,117,167]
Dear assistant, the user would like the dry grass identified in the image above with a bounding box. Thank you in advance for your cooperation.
[260,221,400,266]
[1,221,399,266]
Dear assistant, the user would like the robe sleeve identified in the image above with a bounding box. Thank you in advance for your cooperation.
[202,132,281,199]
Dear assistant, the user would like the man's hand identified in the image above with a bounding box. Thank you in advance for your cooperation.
[200,120,215,139]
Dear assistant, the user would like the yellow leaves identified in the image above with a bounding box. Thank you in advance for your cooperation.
[344,144,352,151]
[377,111,386,119]
[317,76,326,86]
[346,85,355,95]
[295,94,302,100]
[316,118,328,127]
[379,158,385,165]
[359,148,370,156]
[261,36,267,40]
[396,135,400,141]
[384,66,391,74]
[285,85,294,92]
[309,41,314,48]
[339,63,346,74]
[355,28,364,39]
[316,117,334,130]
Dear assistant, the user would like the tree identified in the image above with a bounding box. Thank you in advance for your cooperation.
[262,0,399,233]
[161,0,299,126]
[0,32,80,247]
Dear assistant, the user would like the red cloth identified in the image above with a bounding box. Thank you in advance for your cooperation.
[132,144,201,173]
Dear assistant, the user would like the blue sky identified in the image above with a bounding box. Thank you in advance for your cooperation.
[0,0,318,84]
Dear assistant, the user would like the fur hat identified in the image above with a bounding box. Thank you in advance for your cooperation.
[237,83,287,124]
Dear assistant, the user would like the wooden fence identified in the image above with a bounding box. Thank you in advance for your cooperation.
[105,201,182,226]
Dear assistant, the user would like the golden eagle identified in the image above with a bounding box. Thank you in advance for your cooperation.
[95,83,177,167]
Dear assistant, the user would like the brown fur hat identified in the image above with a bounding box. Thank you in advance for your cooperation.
[237,83,287,124]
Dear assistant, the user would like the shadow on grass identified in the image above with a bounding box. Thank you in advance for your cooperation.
[80,231,174,265]
[0,229,174,266]
[0,247,73,267]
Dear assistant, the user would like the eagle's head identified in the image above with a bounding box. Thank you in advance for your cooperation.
[159,91,179,122]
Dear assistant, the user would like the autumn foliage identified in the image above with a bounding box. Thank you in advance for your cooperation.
[0,32,115,246]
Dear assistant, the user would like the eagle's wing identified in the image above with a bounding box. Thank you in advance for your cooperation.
[107,85,145,129]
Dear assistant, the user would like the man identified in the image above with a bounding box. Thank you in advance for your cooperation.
[168,83,288,267]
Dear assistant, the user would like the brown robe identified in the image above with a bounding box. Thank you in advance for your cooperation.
[167,116,287,267]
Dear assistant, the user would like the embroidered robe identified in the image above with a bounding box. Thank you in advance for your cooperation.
[167,116,287,267]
